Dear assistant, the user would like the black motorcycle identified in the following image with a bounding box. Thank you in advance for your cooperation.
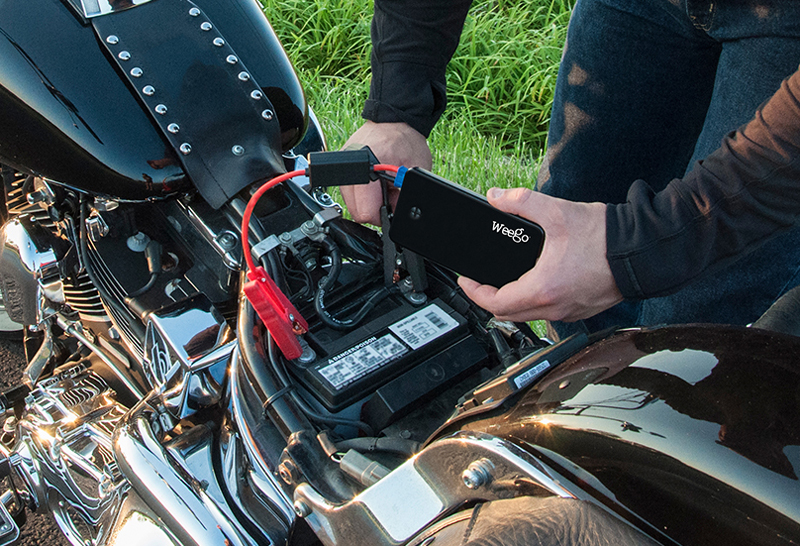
[0,0,798,545]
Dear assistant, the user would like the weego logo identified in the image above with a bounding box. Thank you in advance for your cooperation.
[491,221,529,243]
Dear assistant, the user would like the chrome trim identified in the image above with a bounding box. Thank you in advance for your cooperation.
[294,431,574,546]
[68,0,155,18]
[0,217,65,324]
[11,367,130,546]
[108,511,178,546]
[112,399,257,546]
[143,296,231,418]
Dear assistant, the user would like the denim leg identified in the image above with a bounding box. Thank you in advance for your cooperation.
[641,7,800,326]
[543,0,720,337]
[543,0,800,336]
[538,0,720,204]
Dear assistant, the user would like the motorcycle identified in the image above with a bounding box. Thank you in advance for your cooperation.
[0,0,799,545]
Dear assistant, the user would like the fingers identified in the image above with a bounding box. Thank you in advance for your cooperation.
[340,181,386,226]
[459,274,556,322]
[341,121,431,225]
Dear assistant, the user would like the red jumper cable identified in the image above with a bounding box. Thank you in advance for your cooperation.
[240,165,400,359]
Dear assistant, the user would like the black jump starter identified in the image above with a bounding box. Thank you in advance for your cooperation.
[390,168,545,288]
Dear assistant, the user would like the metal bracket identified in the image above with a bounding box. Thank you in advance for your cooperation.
[293,431,574,546]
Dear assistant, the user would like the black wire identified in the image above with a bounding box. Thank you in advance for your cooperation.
[125,272,157,299]
[313,237,389,331]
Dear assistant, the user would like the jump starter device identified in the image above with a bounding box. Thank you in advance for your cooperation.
[390,168,546,288]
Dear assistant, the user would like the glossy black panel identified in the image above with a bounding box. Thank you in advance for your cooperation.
[194,0,308,150]
[456,326,800,546]
[0,0,306,202]
[0,0,187,199]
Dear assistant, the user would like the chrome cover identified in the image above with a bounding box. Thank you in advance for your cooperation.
[0,216,65,325]
[143,296,232,418]
[10,366,130,546]
[113,398,259,546]
[293,431,575,546]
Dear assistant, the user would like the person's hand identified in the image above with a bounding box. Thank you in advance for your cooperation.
[458,188,623,323]
[340,121,432,226]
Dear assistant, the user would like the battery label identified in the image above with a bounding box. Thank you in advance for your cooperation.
[319,334,408,390]
[389,304,459,350]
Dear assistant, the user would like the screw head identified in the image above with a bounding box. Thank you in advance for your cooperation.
[155,104,168,115]
[238,71,250,82]
[118,51,131,61]
[217,232,238,249]
[250,89,263,100]
[200,22,212,31]
[106,35,119,45]
[261,109,274,121]
[293,501,311,518]
[180,143,192,155]
[189,7,201,16]
[130,67,143,78]
[143,85,155,96]
[462,459,495,490]
[232,145,245,156]
[226,55,238,65]
[213,37,225,47]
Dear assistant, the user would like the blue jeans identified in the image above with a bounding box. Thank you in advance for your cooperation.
[538,0,800,336]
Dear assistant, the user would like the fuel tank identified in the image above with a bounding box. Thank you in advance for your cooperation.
[453,325,800,546]
[0,0,307,204]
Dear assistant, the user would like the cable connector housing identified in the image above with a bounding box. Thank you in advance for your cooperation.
[308,150,372,187]
[243,266,308,359]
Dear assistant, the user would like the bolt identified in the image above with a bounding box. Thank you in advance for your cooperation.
[293,500,311,518]
[462,458,495,490]
[217,232,238,249]
[279,460,299,485]
[302,220,318,235]
[296,343,317,365]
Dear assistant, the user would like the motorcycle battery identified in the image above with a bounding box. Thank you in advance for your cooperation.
[290,298,469,411]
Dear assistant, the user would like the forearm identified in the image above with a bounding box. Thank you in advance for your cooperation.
[363,0,472,136]
[607,69,800,298]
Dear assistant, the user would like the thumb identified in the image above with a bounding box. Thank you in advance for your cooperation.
[486,187,538,217]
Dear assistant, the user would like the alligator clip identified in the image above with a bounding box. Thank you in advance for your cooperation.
[244,266,308,360]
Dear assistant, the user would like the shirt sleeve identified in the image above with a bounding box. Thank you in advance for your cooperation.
[606,68,800,299]
[362,0,472,137]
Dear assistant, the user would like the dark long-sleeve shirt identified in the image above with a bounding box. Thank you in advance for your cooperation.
[362,0,471,137]
[363,1,800,299]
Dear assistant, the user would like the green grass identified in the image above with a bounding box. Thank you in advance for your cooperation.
[260,0,573,338]
[261,0,573,192]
